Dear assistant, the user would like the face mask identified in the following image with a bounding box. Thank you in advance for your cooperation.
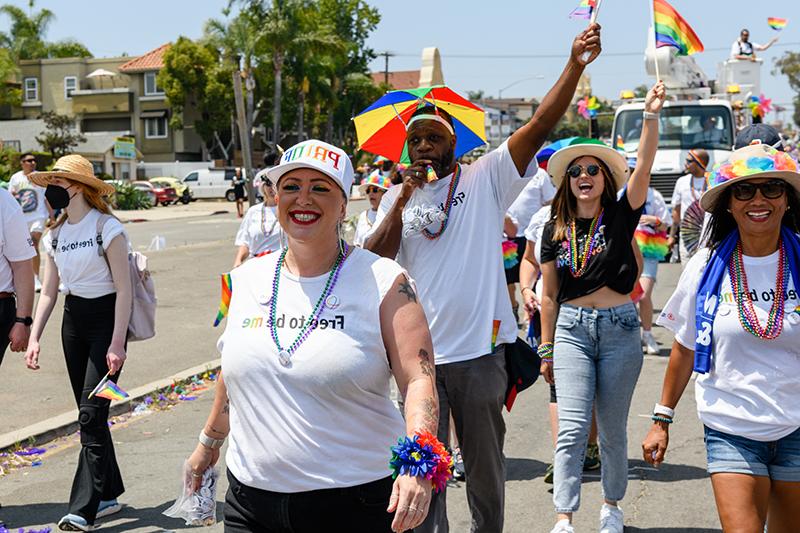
[45,184,72,210]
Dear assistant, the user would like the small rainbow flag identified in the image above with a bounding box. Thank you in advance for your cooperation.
[653,0,704,56]
[213,273,233,327]
[89,374,129,401]
[635,228,670,260]
[570,0,596,20]
[767,17,788,31]
[502,240,519,269]
[615,134,625,152]
[491,320,501,352]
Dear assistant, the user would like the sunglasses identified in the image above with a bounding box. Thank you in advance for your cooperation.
[730,180,786,201]
[567,164,601,178]
[365,186,382,194]
[21,158,36,163]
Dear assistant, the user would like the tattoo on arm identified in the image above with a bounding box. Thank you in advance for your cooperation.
[418,348,433,379]
[222,400,230,415]
[420,397,438,432]
[398,280,417,303]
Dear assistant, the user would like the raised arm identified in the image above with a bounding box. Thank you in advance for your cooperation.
[755,37,778,52]
[507,24,602,176]
[626,82,666,209]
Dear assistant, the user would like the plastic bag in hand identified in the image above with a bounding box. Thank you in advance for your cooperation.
[402,187,446,238]
[163,461,218,526]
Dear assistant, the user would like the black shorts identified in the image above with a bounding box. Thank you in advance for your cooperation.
[234,184,246,200]
[504,236,528,284]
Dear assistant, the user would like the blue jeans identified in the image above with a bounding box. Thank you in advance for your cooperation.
[552,303,644,513]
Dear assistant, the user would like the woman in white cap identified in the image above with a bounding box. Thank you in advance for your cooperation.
[186,139,445,532]
[24,154,131,530]
[644,144,800,532]
[354,170,392,247]
[538,81,665,533]
[232,170,280,267]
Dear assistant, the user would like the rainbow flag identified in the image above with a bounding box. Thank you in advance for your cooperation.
[615,134,625,152]
[491,320,501,352]
[767,17,788,31]
[89,375,129,401]
[570,0,596,20]
[213,273,232,327]
[502,240,519,269]
[653,0,704,56]
[635,228,670,260]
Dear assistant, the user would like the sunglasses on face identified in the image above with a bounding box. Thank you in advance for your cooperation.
[366,187,381,194]
[567,164,601,178]
[730,180,786,201]
[21,159,36,163]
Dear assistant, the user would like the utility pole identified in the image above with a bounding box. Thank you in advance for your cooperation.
[233,60,257,207]
[378,51,394,86]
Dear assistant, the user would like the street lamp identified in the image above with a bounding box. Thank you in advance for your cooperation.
[498,75,545,99]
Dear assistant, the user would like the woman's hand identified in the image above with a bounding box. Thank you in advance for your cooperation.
[642,423,670,466]
[540,360,554,385]
[25,339,40,370]
[187,443,220,492]
[106,343,127,376]
[522,288,539,319]
[644,81,667,114]
[387,475,432,533]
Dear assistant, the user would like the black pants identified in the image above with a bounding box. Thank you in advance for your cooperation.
[62,293,125,523]
[0,298,15,367]
[224,470,398,533]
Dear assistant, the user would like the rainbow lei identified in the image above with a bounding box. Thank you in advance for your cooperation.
[502,240,519,269]
[422,164,462,240]
[634,228,670,260]
[389,431,453,493]
[728,240,788,339]
[567,210,604,278]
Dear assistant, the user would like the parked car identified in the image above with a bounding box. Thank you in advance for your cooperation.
[133,180,177,206]
[150,176,194,204]
[181,168,240,201]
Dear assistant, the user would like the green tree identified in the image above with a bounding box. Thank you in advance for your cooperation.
[633,84,649,98]
[774,51,800,127]
[0,47,21,107]
[35,111,85,157]
[46,39,92,58]
[0,1,91,59]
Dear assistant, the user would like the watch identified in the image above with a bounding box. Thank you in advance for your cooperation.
[14,316,32,327]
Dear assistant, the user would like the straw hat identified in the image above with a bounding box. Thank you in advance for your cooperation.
[29,154,116,196]
[547,143,629,190]
[700,144,800,212]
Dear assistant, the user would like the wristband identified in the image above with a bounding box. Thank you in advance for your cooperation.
[199,431,225,449]
[643,111,660,121]
[389,430,453,493]
[654,403,675,419]
[521,287,534,294]
[651,415,673,424]
[537,342,554,361]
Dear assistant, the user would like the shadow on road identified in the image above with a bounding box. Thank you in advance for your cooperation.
[629,458,708,482]
[506,457,548,481]
[626,528,720,532]
[0,501,225,530]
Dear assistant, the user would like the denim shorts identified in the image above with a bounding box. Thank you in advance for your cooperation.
[704,425,800,481]
[641,258,659,279]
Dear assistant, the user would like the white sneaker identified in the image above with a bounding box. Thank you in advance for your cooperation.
[550,519,575,533]
[642,330,660,355]
[34,275,42,293]
[599,503,624,533]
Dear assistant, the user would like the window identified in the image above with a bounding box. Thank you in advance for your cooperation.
[614,105,734,152]
[144,72,164,95]
[64,76,77,99]
[144,117,168,138]
[182,172,198,182]
[23,78,38,102]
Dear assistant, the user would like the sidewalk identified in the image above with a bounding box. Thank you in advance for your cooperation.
[115,200,237,223]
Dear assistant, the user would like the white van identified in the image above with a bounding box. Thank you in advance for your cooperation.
[181,168,239,201]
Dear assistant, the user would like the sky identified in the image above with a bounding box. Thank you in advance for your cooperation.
[2,0,797,118]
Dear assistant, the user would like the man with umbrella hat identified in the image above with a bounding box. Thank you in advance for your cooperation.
[365,24,603,533]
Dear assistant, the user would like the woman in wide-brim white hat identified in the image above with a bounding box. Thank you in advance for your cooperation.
[354,169,392,247]
[644,143,800,532]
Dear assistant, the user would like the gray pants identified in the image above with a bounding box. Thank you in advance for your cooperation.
[415,349,507,533]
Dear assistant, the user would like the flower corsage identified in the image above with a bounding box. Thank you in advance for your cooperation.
[389,430,454,493]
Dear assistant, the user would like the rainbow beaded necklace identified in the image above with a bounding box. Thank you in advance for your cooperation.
[566,209,604,278]
[422,164,462,240]
[269,243,348,366]
[728,240,788,340]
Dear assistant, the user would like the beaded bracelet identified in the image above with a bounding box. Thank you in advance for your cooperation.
[651,415,673,424]
[389,430,453,493]
[538,342,554,361]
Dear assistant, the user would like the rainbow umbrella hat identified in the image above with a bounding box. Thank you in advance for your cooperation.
[354,86,487,165]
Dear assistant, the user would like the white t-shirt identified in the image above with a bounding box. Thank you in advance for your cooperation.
[0,188,36,293]
[371,141,534,365]
[524,205,552,265]
[730,39,760,58]
[657,248,800,441]
[671,174,706,220]
[234,202,281,257]
[9,171,48,223]
[353,209,377,248]
[44,210,126,298]
[507,168,556,235]
[219,247,407,492]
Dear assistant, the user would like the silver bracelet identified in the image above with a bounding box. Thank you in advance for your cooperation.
[199,431,226,449]
[643,111,660,121]
[654,403,675,419]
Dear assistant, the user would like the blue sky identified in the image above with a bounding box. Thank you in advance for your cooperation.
[4,0,797,118]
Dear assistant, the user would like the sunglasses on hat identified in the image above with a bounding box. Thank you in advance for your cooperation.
[730,180,786,201]
[568,164,601,178]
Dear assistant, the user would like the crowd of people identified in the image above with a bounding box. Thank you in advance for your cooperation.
[1,20,799,533]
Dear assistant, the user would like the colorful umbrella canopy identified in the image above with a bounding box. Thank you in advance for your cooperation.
[535,137,605,170]
[354,86,486,164]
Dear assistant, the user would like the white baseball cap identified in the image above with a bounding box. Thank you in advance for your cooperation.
[266,139,354,199]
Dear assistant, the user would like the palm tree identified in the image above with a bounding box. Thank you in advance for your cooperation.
[0,1,54,59]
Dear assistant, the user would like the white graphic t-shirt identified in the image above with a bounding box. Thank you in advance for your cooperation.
[353,209,377,247]
[219,247,407,492]
[9,171,48,223]
[658,247,800,441]
[0,188,36,293]
[234,202,281,257]
[371,141,536,365]
[44,210,126,298]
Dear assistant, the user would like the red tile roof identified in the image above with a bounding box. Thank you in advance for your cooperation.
[118,43,171,73]
[371,70,420,90]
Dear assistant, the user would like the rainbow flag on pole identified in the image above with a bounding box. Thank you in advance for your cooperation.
[213,272,232,327]
[89,374,129,401]
[570,0,596,20]
[767,17,788,31]
[653,0,704,56]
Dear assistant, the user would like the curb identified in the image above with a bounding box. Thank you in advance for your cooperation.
[0,359,221,452]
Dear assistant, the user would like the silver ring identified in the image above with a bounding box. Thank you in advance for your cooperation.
[191,472,202,478]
